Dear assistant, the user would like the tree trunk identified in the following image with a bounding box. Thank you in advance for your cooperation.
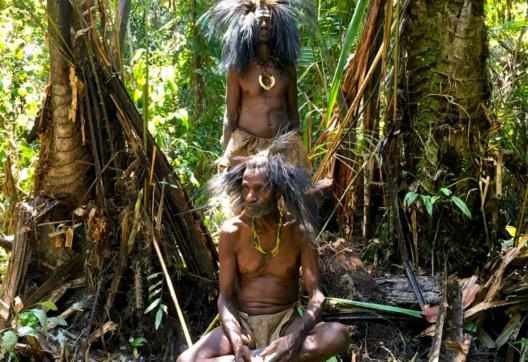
[401,0,489,187]
[35,0,90,205]
[399,0,490,268]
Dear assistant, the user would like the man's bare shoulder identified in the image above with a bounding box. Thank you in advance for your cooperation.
[219,216,249,236]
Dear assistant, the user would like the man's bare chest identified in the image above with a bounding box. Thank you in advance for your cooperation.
[236,228,300,279]
[239,65,290,97]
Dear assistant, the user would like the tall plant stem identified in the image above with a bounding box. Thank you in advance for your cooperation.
[514,184,528,247]
[392,0,400,122]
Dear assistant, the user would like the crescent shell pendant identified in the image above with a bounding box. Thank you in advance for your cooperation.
[259,72,276,91]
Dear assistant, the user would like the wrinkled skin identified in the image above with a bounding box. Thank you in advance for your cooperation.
[177,167,349,362]
[221,5,300,148]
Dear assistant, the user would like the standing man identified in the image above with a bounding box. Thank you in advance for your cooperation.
[203,0,315,171]
[177,149,349,362]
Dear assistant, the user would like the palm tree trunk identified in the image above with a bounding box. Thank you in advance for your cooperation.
[399,0,491,267]
[401,0,489,189]
[36,0,89,205]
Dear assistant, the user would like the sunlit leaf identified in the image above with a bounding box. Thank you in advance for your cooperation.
[29,309,47,335]
[326,297,423,319]
[144,298,161,314]
[421,195,433,216]
[403,192,419,208]
[325,0,368,123]
[440,187,452,196]
[1,331,17,352]
[17,325,38,337]
[39,300,58,311]
[48,316,68,327]
[451,196,472,219]
[146,272,162,280]
[154,308,163,330]
[506,225,517,237]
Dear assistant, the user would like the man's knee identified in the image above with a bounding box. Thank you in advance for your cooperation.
[326,322,349,352]
[176,348,194,362]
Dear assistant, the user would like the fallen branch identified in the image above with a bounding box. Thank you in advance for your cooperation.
[87,321,119,344]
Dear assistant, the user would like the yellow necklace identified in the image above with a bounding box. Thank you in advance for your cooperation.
[251,207,284,257]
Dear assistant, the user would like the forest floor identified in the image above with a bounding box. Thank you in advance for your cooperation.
[318,236,525,362]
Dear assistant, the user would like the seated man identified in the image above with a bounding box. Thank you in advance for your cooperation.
[177,152,349,362]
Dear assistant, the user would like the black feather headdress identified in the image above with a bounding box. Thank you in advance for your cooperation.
[201,0,316,73]
[208,132,320,245]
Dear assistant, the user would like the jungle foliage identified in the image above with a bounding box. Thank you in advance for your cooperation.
[0,0,527,359]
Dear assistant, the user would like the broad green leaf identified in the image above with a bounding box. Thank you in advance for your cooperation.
[130,336,147,347]
[325,0,369,123]
[19,311,38,327]
[1,331,18,352]
[149,288,162,300]
[439,187,452,196]
[148,280,163,291]
[512,338,528,345]
[403,192,419,208]
[431,195,441,205]
[38,300,58,311]
[451,196,472,219]
[146,272,162,280]
[144,298,161,314]
[29,309,47,335]
[48,317,68,326]
[326,297,423,319]
[17,326,38,337]
[421,195,433,216]
[154,308,163,330]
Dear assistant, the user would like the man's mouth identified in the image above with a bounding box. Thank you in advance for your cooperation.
[244,202,274,218]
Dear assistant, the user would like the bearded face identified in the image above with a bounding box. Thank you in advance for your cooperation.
[242,166,277,218]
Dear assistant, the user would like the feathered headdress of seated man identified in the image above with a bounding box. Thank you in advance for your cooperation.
[208,132,320,245]
[201,0,316,73]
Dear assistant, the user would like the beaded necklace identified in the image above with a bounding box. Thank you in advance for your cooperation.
[251,207,284,257]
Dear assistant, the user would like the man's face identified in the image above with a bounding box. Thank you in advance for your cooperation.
[255,5,271,43]
[242,167,276,218]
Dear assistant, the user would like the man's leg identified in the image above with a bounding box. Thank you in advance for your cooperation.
[176,326,236,362]
[284,321,349,362]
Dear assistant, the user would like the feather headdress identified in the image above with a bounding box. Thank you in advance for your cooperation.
[208,132,319,245]
[201,0,316,72]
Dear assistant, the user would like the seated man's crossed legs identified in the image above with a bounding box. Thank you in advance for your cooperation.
[177,316,349,362]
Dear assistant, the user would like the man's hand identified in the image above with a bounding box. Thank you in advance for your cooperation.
[259,332,303,362]
[233,341,251,362]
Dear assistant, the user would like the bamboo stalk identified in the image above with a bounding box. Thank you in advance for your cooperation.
[152,235,193,346]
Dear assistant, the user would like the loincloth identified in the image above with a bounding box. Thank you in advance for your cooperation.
[217,129,308,172]
[238,307,297,349]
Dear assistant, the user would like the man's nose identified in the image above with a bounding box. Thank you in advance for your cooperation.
[245,190,258,203]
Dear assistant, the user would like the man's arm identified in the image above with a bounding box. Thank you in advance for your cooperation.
[217,222,251,361]
[222,68,241,148]
[260,230,324,361]
[286,64,300,133]
[293,231,325,338]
